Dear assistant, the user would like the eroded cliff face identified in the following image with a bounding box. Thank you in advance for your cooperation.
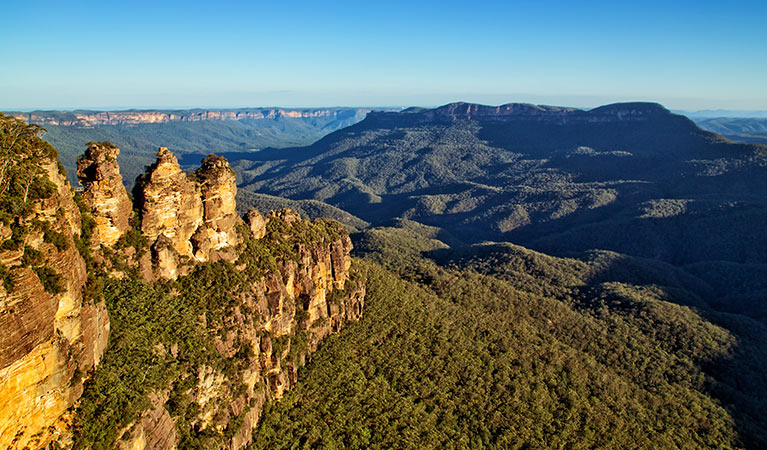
[135,147,204,261]
[0,158,109,450]
[1,138,365,450]
[134,148,242,279]
[110,151,363,448]
[12,108,366,127]
[116,211,364,449]
[191,154,240,263]
[76,142,133,248]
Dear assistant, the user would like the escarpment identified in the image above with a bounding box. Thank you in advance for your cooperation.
[109,150,363,449]
[0,122,365,450]
[108,212,364,450]
[0,116,109,450]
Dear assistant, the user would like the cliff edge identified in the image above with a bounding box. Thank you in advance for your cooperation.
[0,113,365,449]
[0,115,109,450]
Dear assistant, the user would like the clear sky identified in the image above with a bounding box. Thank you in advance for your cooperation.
[1,0,765,110]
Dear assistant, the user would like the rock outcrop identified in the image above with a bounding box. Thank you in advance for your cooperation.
[245,209,266,239]
[1,133,365,449]
[134,148,242,279]
[191,154,240,262]
[116,210,364,450]
[76,142,133,247]
[135,147,204,259]
[0,156,109,450]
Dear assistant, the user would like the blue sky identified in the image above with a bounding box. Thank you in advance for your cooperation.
[1,0,765,110]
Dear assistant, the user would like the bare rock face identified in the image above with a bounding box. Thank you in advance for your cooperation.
[115,391,177,450]
[135,147,203,261]
[134,149,243,279]
[191,155,241,262]
[76,143,133,247]
[0,158,109,450]
[245,209,266,239]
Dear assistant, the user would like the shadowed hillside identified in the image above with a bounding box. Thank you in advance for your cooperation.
[232,102,767,265]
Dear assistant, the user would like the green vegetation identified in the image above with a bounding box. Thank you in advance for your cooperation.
[0,113,59,223]
[236,190,369,232]
[0,113,67,293]
[252,225,767,449]
[0,263,14,291]
[32,265,64,294]
[233,104,767,266]
[73,214,350,449]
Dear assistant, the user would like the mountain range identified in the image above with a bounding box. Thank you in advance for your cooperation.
[3,102,767,449]
[226,102,767,265]
[4,108,374,188]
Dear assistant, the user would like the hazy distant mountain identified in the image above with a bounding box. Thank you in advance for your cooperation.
[6,107,372,187]
[680,109,767,119]
[230,101,767,265]
[694,117,767,145]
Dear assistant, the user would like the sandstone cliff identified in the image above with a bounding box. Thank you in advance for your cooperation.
[1,127,365,449]
[113,211,364,449]
[191,154,240,263]
[0,140,109,450]
[10,108,369,127]
[134,148,242,279]
[76,142,133,248]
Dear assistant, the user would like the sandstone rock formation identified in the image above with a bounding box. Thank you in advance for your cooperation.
[0,157,109,450]
[134,148,242,279]
[245,209,266,239]
[116,210,364,449]
[135,147,203,260]
[76,142,133,247]
[1,135,365,449]
[191,154,240,262]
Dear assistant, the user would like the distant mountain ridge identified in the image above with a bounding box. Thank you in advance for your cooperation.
[378,101,672,123]
[233,101,767,265]
[14,107,374,188]
[694,117,767,145]
[7,107,371,127]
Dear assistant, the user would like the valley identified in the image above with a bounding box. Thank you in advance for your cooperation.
[2,101,767,448]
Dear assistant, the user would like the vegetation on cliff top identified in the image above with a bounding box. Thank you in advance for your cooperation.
[74,214,352,449]
[0,113,59,222]
[252,225,767,449]
[0,113,67,293]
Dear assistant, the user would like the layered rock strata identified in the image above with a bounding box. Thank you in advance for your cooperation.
[191,154,240,262]
[116,210,364,449]
[11,108,366,127]
[0,158,109,450]
[1,141,365,450]
[134,148,242,279]
[76,142,133,247]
